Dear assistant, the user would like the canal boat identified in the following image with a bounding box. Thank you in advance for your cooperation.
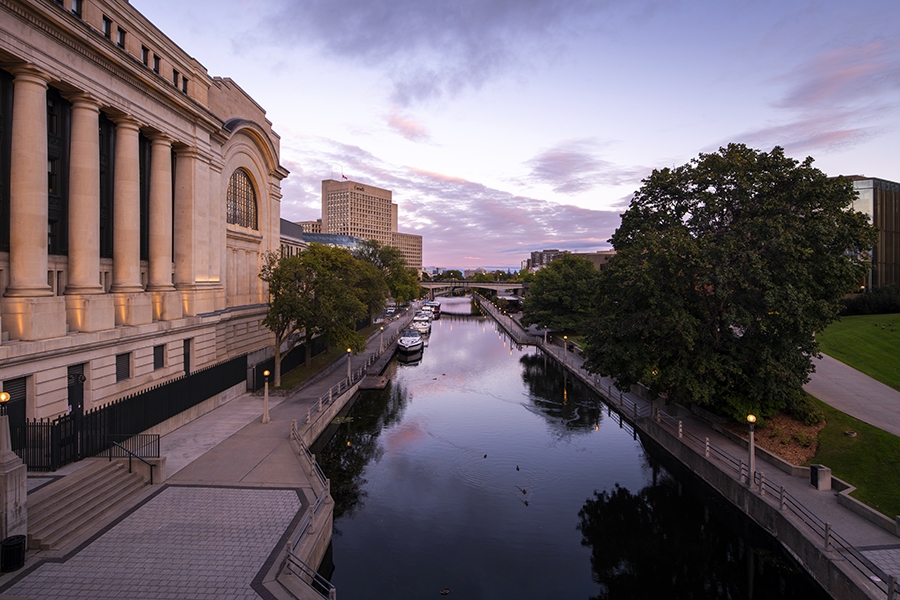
[411,314,432,333]
[397,329,424,353]
[424,301,441,318]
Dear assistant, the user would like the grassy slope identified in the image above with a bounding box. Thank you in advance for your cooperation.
[810,313,900,517]
[816,313,900,392]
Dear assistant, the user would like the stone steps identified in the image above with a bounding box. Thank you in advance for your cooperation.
[27,459,154,551]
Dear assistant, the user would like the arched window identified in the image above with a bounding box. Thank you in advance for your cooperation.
[226,168,258,229]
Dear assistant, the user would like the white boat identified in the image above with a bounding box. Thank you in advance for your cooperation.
[424,301,441,318]
[411,314,432,333]
[397,329,424,353]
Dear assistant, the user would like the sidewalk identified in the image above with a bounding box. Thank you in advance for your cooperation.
[0,308,416,600]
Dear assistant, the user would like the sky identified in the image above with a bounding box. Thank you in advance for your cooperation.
[134,0,900,270]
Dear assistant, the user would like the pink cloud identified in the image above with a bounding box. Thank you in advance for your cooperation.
[386,108,432,142]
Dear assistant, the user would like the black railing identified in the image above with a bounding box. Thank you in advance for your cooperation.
[12,355,246,471]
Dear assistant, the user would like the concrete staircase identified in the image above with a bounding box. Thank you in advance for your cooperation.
[27,459,155,551]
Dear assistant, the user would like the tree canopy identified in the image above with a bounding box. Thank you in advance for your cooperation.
[354,239,420,303]
[583,144,877,420]
[521,254,600,332]
[259,244,370,386]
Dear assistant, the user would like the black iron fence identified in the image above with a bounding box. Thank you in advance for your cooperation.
[11,354,247,471]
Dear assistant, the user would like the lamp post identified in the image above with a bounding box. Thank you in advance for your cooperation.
[563,335,568,366]
[0,391,8,417]
[747,414,756,486]
[380,326,384,353]
[262,370,270,424]
[347,348,352,382]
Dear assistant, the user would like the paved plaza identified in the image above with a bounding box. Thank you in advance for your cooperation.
[5,487,301,600]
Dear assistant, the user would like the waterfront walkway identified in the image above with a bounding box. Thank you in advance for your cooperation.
[0,309,415,600]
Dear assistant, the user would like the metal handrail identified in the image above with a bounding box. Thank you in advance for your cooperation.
[284,551,337,600]
[107,441,156,485]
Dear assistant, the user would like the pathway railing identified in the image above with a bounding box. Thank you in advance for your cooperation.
[281,324,405,600]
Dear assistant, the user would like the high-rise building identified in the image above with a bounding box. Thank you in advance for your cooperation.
[849,176,900,288]
[321,179,422,271]
[322,180,394,246]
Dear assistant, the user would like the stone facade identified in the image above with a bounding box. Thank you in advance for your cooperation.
[0,0,287,421]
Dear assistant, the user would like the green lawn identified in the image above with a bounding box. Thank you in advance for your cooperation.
[812,314,900,517]
[274,323,381,390]
[817,313,900,391]
[809,396,900,518]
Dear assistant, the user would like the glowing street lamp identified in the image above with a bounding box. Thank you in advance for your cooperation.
[380,326,385,353]
[347,348,352,382]
[262,370,271,424]
[563,335,568,366]
[747,414,757,486]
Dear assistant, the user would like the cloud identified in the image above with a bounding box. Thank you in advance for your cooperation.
[524,139,647,194]
[386,107,431,142]
[716,40,900,159]
[776,40,900,111]
[279,135,621,267]
[264,0,617,104]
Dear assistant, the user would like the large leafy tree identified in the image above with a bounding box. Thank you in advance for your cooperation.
[584,144,877,419]
[354,239,420,303]
[259,244,369,386]
[521,254,600,332]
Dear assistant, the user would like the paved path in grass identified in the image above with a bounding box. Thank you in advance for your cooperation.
[806,353,900,438]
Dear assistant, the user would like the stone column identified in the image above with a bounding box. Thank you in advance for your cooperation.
[173,147,213,315]
[64,95,104,295]
[5,67,51,298]
[109,117,150,325]
[1,66,67,341]
[62,94,114,332]
[147,134,182,320]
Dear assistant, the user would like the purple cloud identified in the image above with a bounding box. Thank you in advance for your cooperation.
[279,137,620,267]
[525,139,648,194]
[264,0,618,104]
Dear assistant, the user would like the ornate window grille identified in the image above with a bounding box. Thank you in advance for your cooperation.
[226,168,258,229]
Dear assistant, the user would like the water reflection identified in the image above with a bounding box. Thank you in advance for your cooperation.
[520,352,604,432]
[315,297,826,599]
[579,467,816,599]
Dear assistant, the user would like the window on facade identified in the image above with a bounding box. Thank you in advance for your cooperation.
[181,76,188,94]
[226,168,258,229]
[141,46,149,65]
[153,345,165,370]
[153,55,160,74]
[115,353,130,382]
[172,69,179,87]
[117,27,126,48]
[102,16,112,39]
[71,0,82,17]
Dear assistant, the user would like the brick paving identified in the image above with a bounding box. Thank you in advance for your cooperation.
[5,487,300,600]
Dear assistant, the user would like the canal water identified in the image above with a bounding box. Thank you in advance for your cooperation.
[314,297,828,599]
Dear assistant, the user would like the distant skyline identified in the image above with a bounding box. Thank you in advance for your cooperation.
[136,0,900,268]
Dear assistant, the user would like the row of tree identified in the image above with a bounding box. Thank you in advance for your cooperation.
[522,144,877,421]
[258,239,420,386]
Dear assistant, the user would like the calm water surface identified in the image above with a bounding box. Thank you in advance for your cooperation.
[315,297,827,599]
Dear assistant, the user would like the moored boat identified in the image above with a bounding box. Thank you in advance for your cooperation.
[397,329,425,353]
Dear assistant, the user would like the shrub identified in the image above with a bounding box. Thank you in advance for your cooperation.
[841,284,900,315]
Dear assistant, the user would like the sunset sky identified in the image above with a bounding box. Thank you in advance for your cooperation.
[136,0,900,269]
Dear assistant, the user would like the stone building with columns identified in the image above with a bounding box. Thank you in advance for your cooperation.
[0,0,287,423]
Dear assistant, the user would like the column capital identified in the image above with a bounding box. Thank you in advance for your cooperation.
[5,64,49,86]
[111,115,141,132]
[148,132,175,146]
[63,92,101,111]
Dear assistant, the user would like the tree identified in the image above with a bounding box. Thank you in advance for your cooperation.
[354,239,420,303]
[259,252,305,387]
[521,254,600,332]
[584,144,877,420]
[259,244,370,386]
